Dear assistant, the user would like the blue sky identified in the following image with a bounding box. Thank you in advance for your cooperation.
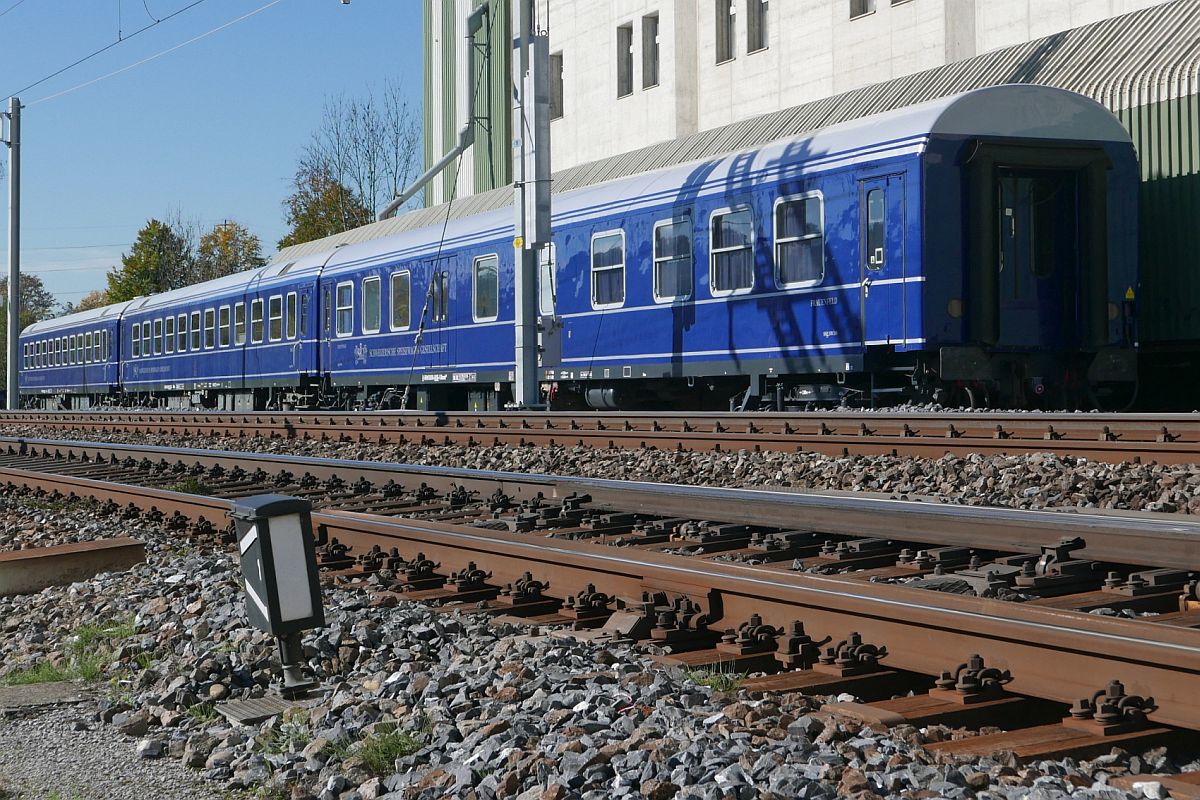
[0,0,422,307]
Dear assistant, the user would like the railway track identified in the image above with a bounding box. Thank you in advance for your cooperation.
[2,409,1198,465]
[4,434,1200,753]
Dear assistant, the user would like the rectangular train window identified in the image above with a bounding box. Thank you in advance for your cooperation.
[775,193,824,287]
[653,218,693,302]
[152,319,163,355]
[58,337,64,366]
[94,331,102,361]
[21,343,26,369]
[591,231,626,309]
[710,208,755,294]
[286,292,298,339]
[164,317,175,354]
[472,256,499,322]
[390,271,411,331]
[190,312,201,351]
[174,315,185,352]
[203,309,216,349]
[219,306,231,347]
[300,292,308,335]
[431,272,449,323]
[234,303,246,345]
[85,332,93,363]
[866,188,885,271]
[335,282,354,336]
[539,244,556,316]
[251,299,264,343]
[69,335,76,365]
[362,278,381,333]
[132,327,140,358]
[269,295,284,341]
[141,322,151,358]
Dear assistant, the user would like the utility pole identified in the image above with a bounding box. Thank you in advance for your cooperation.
[511,0,551,409]
[2,98,19,410]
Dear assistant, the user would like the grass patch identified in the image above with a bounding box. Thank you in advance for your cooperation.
[260,708,313,756]
[4,616,137,686]
[165,476,214,496]
[187,701,220,724]
[683,665,746,693]
[355,724,424,775]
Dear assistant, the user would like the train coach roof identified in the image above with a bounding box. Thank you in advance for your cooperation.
[271,0,1193,265]
[22,299,140,337]
[316,84,1131,278]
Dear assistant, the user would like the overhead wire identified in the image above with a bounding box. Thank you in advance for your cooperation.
[0,0,30,19]
[4,0,210,99]
[30,0,288,106]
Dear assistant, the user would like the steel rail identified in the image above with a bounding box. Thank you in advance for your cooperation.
[4,435,1200,571]
[1,460,1199,729]
[2,410,1200,464]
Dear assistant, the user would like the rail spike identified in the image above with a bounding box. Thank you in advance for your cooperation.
[814,631,887,676]
[1065,679,1158,736]
[931,654,1012,704]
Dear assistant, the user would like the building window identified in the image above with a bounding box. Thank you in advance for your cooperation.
[269,295,284,341]
[286,292,298,339]
[747,0,768,53]
[711,208,755,294]
[850,0,875,19]
[550,52,564,120]
[643,14,660,88]
[362,277,381,333]
[203,309,216,349]
[190,311,201,351]
[234,303,246,346]
[617,23,634,98]
[431,271,449,322]
[591,230,626,308]
[219,306,231,347]
[176,314,186,352]
[653,217,694,302]
[335,282,353,336]
[473,255,499,322]
[164,317,174,354]
[716,0,735,64]
[775,194,825,287]
[538,243,556,316]
[250,300,264,344]
[390,271,411,331]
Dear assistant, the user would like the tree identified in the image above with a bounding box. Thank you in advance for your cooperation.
[278,165,371,249]
[59,289,109,315]
[0,273,59,393]
[196,221,265,283]
[105,219,195,303]
[279,80,421,248]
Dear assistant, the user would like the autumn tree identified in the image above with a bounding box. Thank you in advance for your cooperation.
[105,219,195,303]
[59,289,110,315]
[196,221,265,283]
[0,273,59,392]
[279,80,421,248]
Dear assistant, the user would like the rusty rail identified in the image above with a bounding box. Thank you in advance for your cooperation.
[1,409,1200,464]
[0,438,1198,730]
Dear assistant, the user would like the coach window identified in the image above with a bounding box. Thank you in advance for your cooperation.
[335,282,354,337]
[473,256,499,322]
[234,303,246,345]
[269,295,284,342]
[204,309,216,349]
[58,337,65,366]
[711,208,755,295]
[103,331,110,361]
[362,277,381,334]
[775,193,824,287]
[390,271,411,331]
[69,335,77,365]
[591,231,626,309]
[21,344,26,369]
[132,326,141,358]
[164,317,175,354]
[299,292,309,336]
[94,331,102,362]
[190,311,201,351]
[219,306,231,347]
[141,322,151,359]
[431,271,449,322]
[286,292,298,339]
[153,319,163,355]
[653,218,693,302]
[538,244,556,316]
[85,332,93,363]
[866,189,885,271]
[251,299,264,344]
[175,315,186,352]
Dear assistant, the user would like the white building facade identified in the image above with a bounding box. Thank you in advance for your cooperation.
[423,0,1172,203]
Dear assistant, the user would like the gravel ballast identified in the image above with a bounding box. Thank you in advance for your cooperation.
[0,488,1196,799]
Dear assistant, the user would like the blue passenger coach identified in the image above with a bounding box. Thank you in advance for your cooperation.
[19,86,1140,410]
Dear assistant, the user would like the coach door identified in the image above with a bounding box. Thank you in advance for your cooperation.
[859,174,906,346]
